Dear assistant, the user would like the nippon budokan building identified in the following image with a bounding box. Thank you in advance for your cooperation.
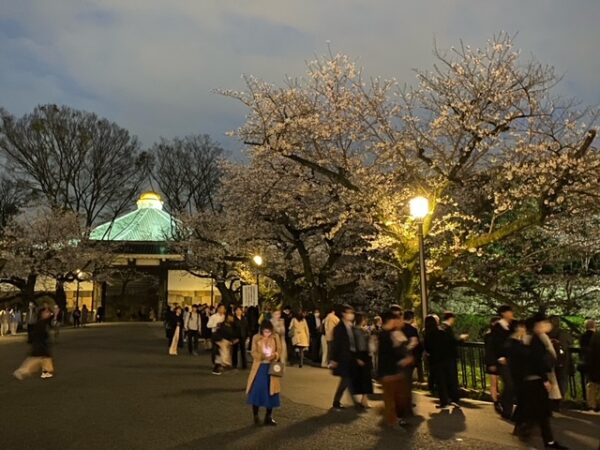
[39,192,220,318]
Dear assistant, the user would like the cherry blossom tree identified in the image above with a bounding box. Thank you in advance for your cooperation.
[221,34,599,312]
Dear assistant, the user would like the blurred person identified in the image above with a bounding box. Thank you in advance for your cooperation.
[491,305,515,419]
[484,316,501,410]
[289,311,310,367]
[9,307,21,335]
[72,307,81,328]
[81,305,89,327]
[271,310,288,364]
[208,304,227,374]
[585,328,600,411]
[439,312,467,407]
[246,321,282,426]
[282,306,294,364]
[330,305,357,410]
[246,305,260,347]
[26,302,37,343]
[168,307,184,355]
[0,308,9,336]
[352,313,373,409]
[233,306,249,369]
[13,308,55,380]
[512,314,568,450]
[548,315,573,405]
[185,304,202,355]
[425,314,457,408]
[402,310,422,388]
[323,308,340,368]
[370,315,383,378]
[377,311,414,427]
[306,308,322,362]
[214,314,236,372]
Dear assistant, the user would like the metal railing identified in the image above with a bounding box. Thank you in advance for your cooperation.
[423,342,587,404]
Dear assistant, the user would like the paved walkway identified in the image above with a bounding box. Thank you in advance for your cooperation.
[0,323,598,450]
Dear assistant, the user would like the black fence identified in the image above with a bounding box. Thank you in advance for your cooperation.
[427,342,587,404]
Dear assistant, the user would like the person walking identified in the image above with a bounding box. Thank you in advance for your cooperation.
[81,305,89,327]
[306,309,322,362]
[512,314,569,450]
[323,308,340,368]
[246,321,282,426]
[208,304,226,374]
[439,312,467,407]
[424,314,456,408]
[72,307,81,328]
[185,304,202,355]
[168,307,184,355]
[491,305,515,419]
[484,316,501,410]
[271,310,288,364]
[549,315,573,406]
[13,308,55,380]
[26,302,37,343]
[233,306,249,369]
[9,307,21,335]
[330,305,357,410]
[377,311,414,427]
[289,311,310,367]
[352,313,373,408]
[0,309,9,336]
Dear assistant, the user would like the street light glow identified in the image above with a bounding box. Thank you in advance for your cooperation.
[253,255,263,266]
[409,196,429,220]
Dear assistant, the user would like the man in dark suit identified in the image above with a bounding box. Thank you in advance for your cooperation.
[440,312,467,407]
[330,305,356,410]
[490,305,515,419]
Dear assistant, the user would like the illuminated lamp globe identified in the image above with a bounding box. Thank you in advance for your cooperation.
[253,255,264,266]
[409,196,429,220]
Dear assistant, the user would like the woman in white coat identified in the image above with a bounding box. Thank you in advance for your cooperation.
[289,312,310,368]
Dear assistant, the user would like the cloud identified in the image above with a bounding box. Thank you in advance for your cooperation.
[0,0,598,152]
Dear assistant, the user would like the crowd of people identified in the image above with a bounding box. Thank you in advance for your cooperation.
[162,301,600,449]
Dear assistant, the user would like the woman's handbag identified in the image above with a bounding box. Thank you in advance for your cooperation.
[269,361,285,377]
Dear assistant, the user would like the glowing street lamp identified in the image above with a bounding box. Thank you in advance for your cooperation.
[410,196,429,320]
[252,255,264,305]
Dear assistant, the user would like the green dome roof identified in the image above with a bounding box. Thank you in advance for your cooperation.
[90,192,178,241]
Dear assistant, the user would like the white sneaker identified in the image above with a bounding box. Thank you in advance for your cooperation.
[41,372,54,379]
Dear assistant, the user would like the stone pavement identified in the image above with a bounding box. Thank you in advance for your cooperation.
[0,323,598,450]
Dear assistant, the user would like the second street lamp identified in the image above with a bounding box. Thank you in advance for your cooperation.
[409,196,429,321]
[252,255,263,305]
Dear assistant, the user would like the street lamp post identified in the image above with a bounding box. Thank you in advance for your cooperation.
[75,270,82,309]
[252,255,263,306]
[409,196,429,321]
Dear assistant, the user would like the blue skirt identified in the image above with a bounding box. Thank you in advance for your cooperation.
[247,363,281,408]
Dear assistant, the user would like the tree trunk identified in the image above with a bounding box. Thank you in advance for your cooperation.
[55,280,67,312]
[215,280,237,306]
[23,273,37,308]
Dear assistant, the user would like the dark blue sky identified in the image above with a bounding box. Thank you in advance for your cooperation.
[1,1,599,154]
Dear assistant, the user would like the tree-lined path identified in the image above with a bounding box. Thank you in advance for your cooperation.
[1,324,598,450]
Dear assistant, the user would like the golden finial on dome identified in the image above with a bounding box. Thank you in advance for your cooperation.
[137,192,164,210]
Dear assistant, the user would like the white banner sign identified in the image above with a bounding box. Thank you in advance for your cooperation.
[242,284,259,307]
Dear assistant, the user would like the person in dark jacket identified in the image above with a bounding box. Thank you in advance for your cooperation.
[378,311,414,427]
[490,305,515,419]
[330,305,357,410]
[585,330,600,411]
[513,314,568,450]
[233,306,249,369]
[306,308,323,362]
[484,316,501,408]
[439,312,466,407]
[425,314,458,408]
[548,315,574,403]
[14,308,55,380]
[351,313,373,408]
[246,305,260,349]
